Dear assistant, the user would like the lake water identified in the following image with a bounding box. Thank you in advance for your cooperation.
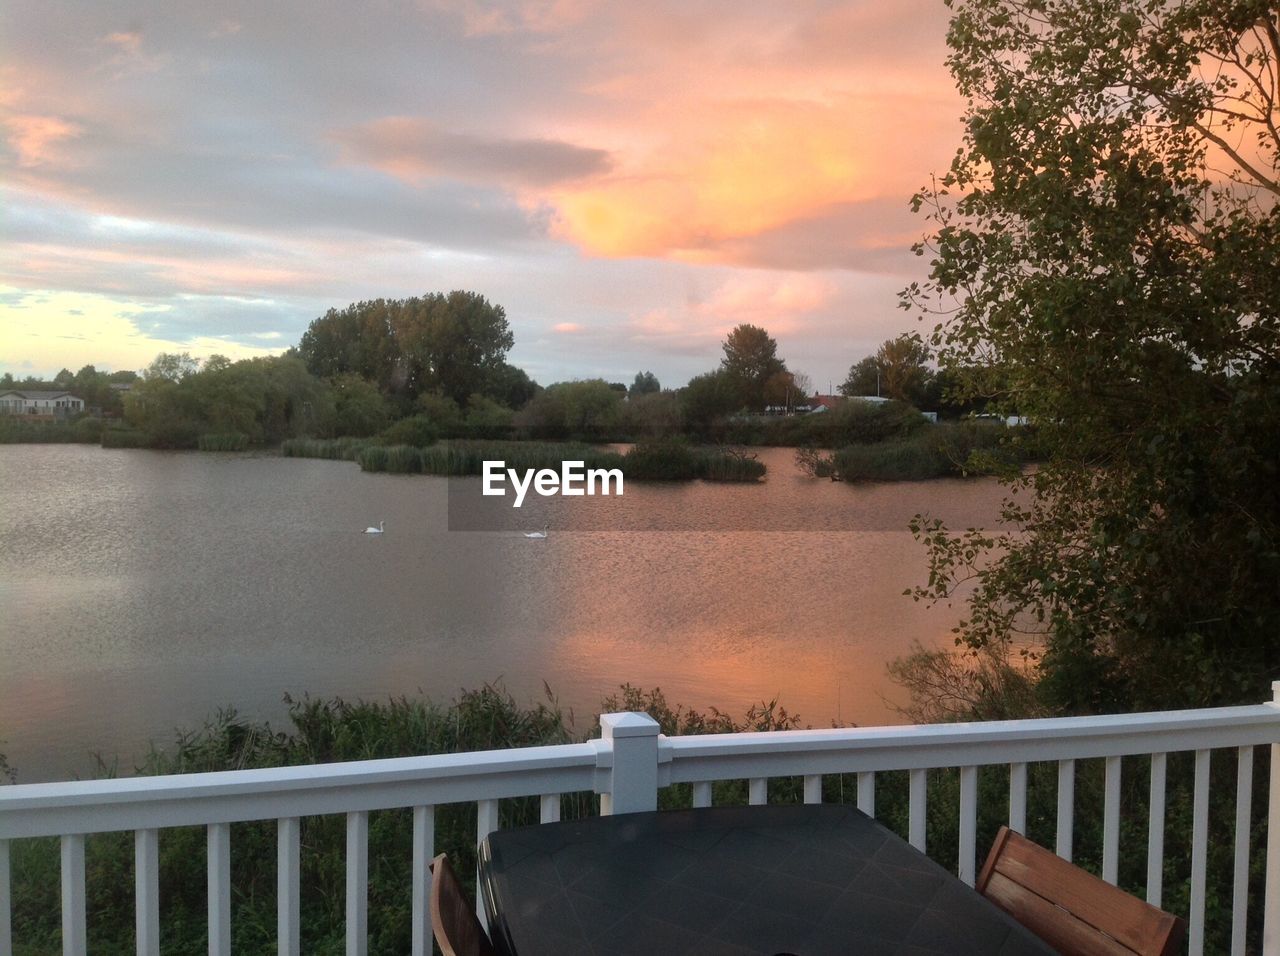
[0,444,1007,783]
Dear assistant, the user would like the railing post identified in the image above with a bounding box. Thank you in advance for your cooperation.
[1263,682,1280,953]
[599,713,660,815]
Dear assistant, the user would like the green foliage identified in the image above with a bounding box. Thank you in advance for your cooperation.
[99,427,151,449]
[358,444,425,474]
[629,370,661,397]
[330,373,391,437]
[196,432,249,451]
[905,0,1280,710]
[621,390,683,438]
[679,369,742,435]
[722,399,927,447]
[297,292,515,405]
[720,323,787,412]
[376,415,438,447]
[281,437,368,460]
[822,421,1018,482]
[0,417,103,444]
[840,334,936,406]
[514,380,623,441]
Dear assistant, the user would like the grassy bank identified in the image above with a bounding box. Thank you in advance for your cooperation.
[0,417,104,444]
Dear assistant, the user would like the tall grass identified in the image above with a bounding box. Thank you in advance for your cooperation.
[800,421,1027,482]
[281,437,368,460]
[0,417,103,444]
[99,427,151,449]
[196,432,249,451]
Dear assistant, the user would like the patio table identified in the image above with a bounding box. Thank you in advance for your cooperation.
[477,803,1056,955]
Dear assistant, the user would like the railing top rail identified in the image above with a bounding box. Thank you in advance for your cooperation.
[659,703,1280,781]
[663,703,1280,755]
[0,742,602,839]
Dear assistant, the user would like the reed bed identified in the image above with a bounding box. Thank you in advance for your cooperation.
[196,432,249,451]
[280,436,369,460]
[0,417,103,444]
[832,421,1019,481]
[99,427,151,449]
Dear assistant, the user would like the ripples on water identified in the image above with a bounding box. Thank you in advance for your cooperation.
[0,444,1009,782]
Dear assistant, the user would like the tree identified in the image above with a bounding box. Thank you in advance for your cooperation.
[297,292,515,405]
[629,371,661,397]
[840,335,934,405]
[144,352,200,383]
[680,370,740,434]
[720,324,786,411]
[905,0,1280,712]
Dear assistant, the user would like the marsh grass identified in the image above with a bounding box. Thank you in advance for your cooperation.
[197,432,249,451]
[0,417,103,444]
[280,437,368,460]
[817,421,1025,482]
[99,427,151,449]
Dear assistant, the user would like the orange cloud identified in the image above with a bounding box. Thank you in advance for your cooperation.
[546,94,943,262]
[4,114,81,167]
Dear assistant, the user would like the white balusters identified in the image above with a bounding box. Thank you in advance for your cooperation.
[856,772,875,817]
[208,823,231,956]
[691,781,712,808]
[1232,746,1253,956]
[1147,752,1167,907]
[540,794,561,823]
[1189,749,1210,956]
[958,766,977,886]
[135,828,160,956]
[908,769,927,852]
[277,817,300,956]
[61,833,86,956]
[1102,756,1121,884]
[748,778,767,806]
[411,806,435,956]
[346,811,369,956]
[803,775,822,804]
[1056,759,1075,861]
[1008,762,1027,834]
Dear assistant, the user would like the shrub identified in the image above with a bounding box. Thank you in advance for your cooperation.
[281,437,368,460]
[376,415,438,447]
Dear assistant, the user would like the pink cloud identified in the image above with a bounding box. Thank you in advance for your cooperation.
[4,114,81,167]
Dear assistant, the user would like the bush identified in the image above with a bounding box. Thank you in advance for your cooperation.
[823,421,1021,482]
[376,415,438,447]
[720,400,927,448]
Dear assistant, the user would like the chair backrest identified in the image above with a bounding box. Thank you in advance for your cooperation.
[429,853,498,956]
[977,826,1186,956]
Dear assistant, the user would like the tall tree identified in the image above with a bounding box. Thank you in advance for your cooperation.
[907,0,1280,711]
[629,371,661,397]
[720,324,786,411]
[297,292,514,405]
[840,334,935,405]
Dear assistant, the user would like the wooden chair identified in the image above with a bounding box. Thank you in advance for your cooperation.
[429,853,498,956]
[977,826,1186,956]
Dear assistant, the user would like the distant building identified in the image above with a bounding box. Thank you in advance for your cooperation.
[0,390,85,418]
[805,393,892,413]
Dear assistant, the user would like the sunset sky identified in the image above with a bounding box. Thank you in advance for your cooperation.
[1,0,963,390]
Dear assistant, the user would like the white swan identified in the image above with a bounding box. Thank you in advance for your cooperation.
[363,520,385,534]
[524,523,548,539]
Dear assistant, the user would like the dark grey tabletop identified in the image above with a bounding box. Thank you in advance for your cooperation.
[478,803,1057,956]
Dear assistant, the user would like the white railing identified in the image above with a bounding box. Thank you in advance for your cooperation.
[4,698,1280,955]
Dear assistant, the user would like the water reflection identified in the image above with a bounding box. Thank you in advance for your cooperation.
[0,445,1006,782]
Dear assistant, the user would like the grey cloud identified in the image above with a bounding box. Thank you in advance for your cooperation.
[333,118,612,187]
[707,198,927,274]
